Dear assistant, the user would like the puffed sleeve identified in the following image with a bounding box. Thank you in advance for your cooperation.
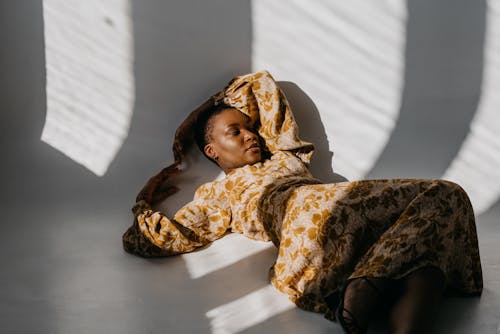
[217,70,315,164]
[122,182,231,257]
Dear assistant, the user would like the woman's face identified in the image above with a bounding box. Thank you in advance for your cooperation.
[204,108,262,174]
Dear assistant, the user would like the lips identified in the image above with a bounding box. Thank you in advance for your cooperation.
[246,143,260,151]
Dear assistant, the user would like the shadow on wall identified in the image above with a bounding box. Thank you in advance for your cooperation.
[108,0,253,212]
[366,0,486,179]
[279,81,348,184]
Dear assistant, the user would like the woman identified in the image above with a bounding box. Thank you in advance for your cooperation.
[123,71,483,333]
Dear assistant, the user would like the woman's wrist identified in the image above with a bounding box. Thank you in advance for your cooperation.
[132,199,151,216]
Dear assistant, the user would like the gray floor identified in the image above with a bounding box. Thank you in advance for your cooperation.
[1,181,498,333]
[1,1,499,333]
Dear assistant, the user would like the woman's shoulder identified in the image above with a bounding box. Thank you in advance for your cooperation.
[193,179,226,201]
[269,150,307,164]
[270,151,294,159]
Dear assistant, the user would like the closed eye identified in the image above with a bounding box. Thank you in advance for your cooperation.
[245,126,257,134]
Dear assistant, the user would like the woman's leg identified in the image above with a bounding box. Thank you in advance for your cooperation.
[331,179,480,332]
[270,179,481,327]
[388,266,446,334]
[336,276,392,332]
[273,180,424,317]
[335,266,445,333]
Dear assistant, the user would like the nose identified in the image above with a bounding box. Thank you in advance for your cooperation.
[243,128,258,141]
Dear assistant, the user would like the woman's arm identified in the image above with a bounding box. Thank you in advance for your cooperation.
[123,168,230,257]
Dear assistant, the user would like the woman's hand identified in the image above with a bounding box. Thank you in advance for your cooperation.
[136,162,182,205]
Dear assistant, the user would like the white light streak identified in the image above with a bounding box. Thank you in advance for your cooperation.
[41,0,134,176]
[442,0,500,214]
[206,285,295,334]
[182,233,273,279]
[252,0,407,180]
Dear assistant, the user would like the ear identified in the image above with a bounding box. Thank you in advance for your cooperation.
[204,143,217,161]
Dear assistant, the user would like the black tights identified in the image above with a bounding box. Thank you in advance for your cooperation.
[333,266,446,333]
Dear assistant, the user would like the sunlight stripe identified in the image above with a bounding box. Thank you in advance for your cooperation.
[442,0,500,214]
[206,285,295,334]
[252,0,407,180]
[41,0,134,176]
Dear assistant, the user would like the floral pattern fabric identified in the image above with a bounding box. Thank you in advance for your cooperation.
[122,71,483,319]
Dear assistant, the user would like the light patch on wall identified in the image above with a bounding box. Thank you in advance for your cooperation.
[252,0,407,180]
[442,0,500,214]
[41,0,134,176]
[206,285,295,334]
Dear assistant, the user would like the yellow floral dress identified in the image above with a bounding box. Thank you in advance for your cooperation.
[123,71,483,319]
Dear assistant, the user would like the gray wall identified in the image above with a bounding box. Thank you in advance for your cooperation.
[1,0,496,213]
[367,0,486,180]
[0,0,252,212]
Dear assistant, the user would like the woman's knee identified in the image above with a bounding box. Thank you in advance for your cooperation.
[432,179,470,200]
[404,266,446,292]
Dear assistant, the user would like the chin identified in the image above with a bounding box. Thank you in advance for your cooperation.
[250,156,262,165]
